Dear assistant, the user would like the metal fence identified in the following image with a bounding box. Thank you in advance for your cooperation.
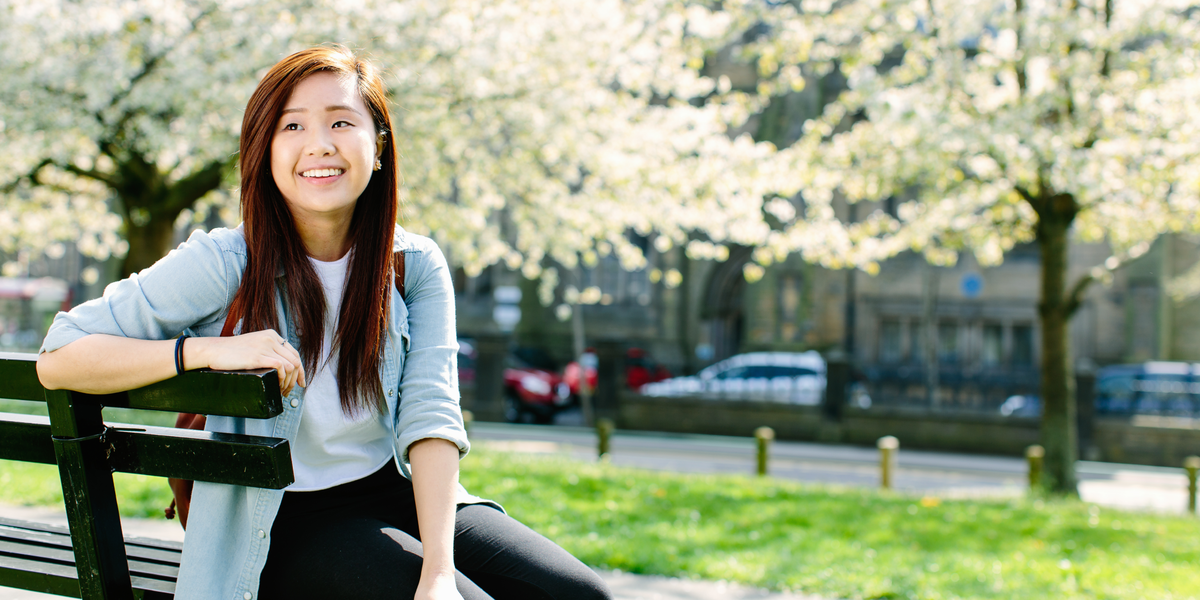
[859,365,1041,415]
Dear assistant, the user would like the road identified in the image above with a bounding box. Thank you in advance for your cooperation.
[468,421,1194,514]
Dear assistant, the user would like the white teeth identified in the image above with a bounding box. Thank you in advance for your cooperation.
[301,168,344,178]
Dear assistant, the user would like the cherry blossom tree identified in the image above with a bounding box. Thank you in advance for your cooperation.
[1,0,784,280]
[742,0,1200,492]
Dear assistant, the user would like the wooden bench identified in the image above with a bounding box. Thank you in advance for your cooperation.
[0,352,294,599]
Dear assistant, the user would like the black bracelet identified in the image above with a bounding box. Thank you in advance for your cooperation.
[175,335,189,376]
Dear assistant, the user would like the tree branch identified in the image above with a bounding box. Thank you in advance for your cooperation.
[1,158,54,194]
[1013,185,1036,204]
[162,157,230,216]
[60,164,118,188]
[1065,272,1095,316]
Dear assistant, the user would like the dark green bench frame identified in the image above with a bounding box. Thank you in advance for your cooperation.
[0,352,294,599]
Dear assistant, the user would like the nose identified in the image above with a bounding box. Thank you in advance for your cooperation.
[303,127,335,157]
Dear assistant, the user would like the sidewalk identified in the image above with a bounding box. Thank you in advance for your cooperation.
[0,503,826,600]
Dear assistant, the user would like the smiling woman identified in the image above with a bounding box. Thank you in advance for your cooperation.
[269,71,385,261]
[34,45,611,600]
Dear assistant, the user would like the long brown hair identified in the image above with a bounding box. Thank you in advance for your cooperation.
[232,45,398,416]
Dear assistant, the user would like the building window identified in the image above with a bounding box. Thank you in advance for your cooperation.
[1129,284,1158,360]
[938,322,958,363]
[778,273,803,342]
[879,319,903,363]
[1012,324,1034,367]
[982,324,1003,366]
[912,321,927,363]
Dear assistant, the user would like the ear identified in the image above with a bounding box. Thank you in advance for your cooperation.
[375,132,387,160]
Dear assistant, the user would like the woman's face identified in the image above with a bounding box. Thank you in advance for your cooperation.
[271,71,383,227]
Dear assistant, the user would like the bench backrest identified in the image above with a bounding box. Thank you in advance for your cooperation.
[0,352,294,600]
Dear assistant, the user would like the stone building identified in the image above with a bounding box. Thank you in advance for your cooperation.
[453,231,1200,411]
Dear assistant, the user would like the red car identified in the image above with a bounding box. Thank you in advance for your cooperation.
[503,347,571,424]
[562,347,671,397]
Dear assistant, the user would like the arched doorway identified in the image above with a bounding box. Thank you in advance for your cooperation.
[700,246,751,363]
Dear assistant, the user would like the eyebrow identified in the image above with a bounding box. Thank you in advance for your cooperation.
[280,105,363,116]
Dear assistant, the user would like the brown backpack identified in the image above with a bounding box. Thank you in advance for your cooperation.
[165,251,406,528]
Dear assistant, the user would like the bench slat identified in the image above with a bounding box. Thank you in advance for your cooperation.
[0,554,178,598]
[0,519,180,597]
[0,352,48,404]
[0,416,294,489]
[0,554,82,597]
[0,413,57,464]
[0,518,181,565]
[0,539,179,581]
[105,368,284,419]
[0,524,181,568]
[107,425,295,489]
[0,539,75,567]
[0,353,283,419]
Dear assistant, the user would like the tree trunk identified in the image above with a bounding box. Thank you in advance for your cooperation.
[110,155,228,278]
[1036,200,1079,494]
[121,211,180,277]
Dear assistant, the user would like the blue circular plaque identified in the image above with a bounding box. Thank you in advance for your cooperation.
[961,272,984,298]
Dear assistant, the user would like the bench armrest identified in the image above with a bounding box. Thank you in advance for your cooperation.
[0,353,283,419]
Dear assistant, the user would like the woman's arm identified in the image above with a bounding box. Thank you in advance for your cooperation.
[36,228,305,396]
[37,331,306,395]
[409,437,464,600]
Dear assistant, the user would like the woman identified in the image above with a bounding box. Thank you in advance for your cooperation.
[36,45,611,600]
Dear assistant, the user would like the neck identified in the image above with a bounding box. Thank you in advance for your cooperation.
[292,211,353,261]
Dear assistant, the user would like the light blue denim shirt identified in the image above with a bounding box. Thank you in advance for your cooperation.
[40,225,496,600]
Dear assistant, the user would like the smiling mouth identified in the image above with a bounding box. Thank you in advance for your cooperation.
[300,168,345,178]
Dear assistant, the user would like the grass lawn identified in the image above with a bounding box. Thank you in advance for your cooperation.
[1,439,1196,600]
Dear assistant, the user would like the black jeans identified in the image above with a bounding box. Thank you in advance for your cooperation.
[258,464,612,600]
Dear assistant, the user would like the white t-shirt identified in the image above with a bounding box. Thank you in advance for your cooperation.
[288,252,394,491]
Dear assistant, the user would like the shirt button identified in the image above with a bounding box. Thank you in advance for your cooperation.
[244,593,253,600]
[257,529,266,539]
[290,398,299,408]
[387,389,394,397]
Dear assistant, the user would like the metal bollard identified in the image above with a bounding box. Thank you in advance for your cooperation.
[1186,456,1200,515]
[755,426,775,476]
[462,410,474,434]
[596,418,614,459]
[1026,445,1045,490]
[878,436,899,489]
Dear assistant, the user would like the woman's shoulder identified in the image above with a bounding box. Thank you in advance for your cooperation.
[392,226,442,257]
[200,224,248,256]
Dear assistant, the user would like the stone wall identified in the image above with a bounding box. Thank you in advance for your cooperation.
[1093,416,1200,467]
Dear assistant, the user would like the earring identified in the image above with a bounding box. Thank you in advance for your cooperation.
[374,159,382,171]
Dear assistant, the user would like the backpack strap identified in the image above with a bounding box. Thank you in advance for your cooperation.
[219,307,238,338]
[394,250,406,301]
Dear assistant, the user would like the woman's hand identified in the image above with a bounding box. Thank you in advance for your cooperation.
[186,330,307,396]
[414,572,462,600]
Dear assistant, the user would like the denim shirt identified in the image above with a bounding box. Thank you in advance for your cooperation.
[40,225,497,600]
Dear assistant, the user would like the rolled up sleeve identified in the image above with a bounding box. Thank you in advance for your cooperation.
[40,228,238,353]
[393,237,470,466]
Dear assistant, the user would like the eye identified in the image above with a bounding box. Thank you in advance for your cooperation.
[332,121,352,128]
[282,123,301,131]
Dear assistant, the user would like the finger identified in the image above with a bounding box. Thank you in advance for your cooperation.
[280,345,306,388]
[283,360,300,392]
[268,355,292,388]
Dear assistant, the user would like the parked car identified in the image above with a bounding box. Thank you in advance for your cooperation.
[503,347,572,424]
[993,361,1200,418]
[456,338,477,386]
[561,347,672,398]
[1096,361,1200,416]
[640,351,827,405]
[999,394,1041,417]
